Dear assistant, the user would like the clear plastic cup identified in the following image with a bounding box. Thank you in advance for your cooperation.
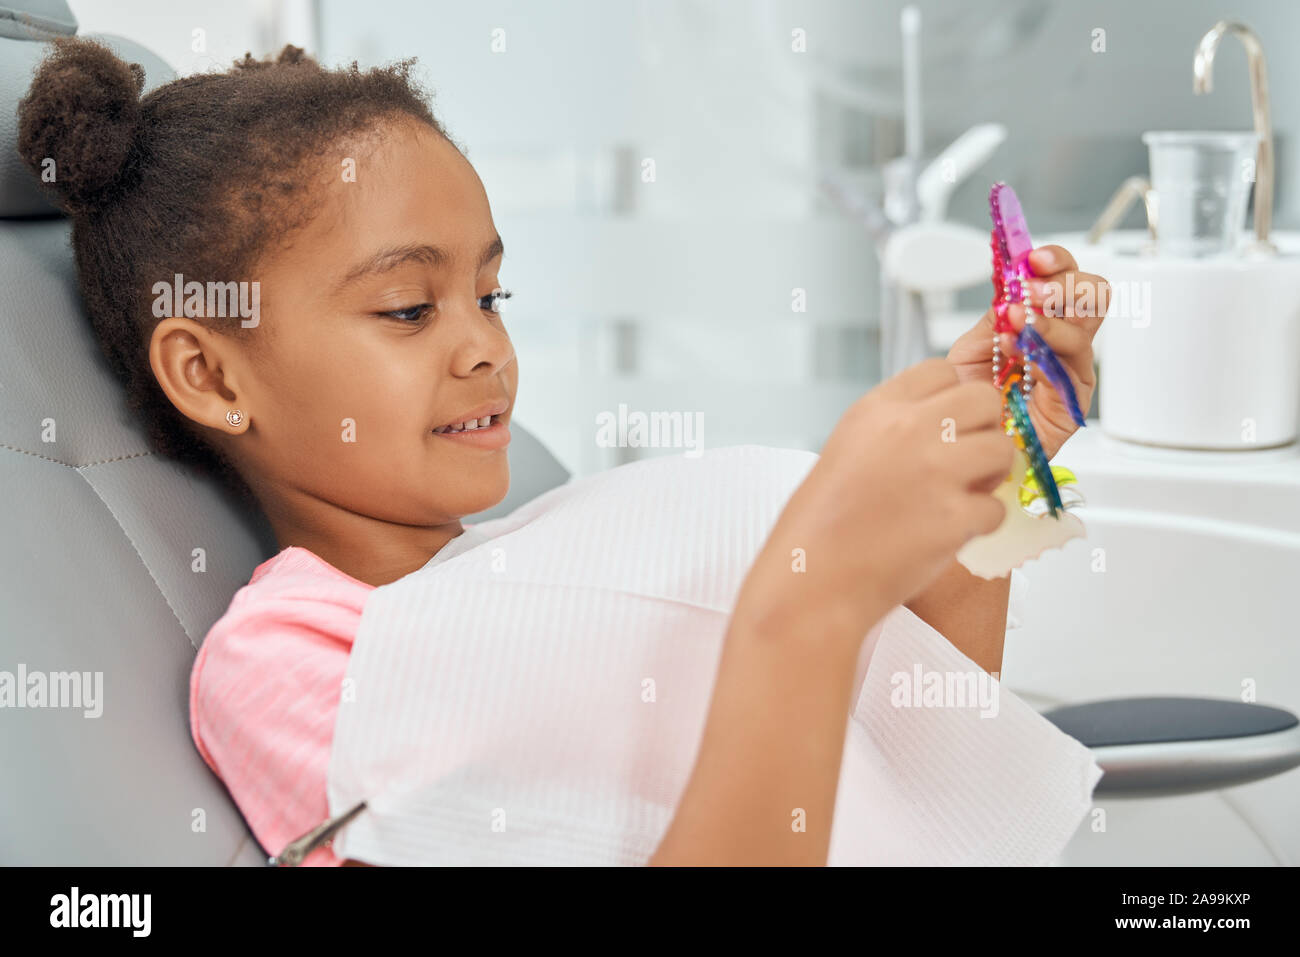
[1142,131,1259,257]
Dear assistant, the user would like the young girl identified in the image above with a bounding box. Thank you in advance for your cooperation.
[18,39,1108,866]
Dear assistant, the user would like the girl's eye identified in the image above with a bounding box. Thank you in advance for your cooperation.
[481,287,513,315]
[380,289,511,324]
[382,303,434,323]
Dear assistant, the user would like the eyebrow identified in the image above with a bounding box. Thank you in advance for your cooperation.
[334,234,504,294]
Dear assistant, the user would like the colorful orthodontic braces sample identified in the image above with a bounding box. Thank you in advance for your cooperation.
[988,182,1086,518]
[954,183,1088,580]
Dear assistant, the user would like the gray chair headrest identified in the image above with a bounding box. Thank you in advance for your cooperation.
[1,0,176,218]
[0,0,75,40]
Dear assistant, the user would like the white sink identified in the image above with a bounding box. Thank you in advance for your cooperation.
[1004,426,1300,866]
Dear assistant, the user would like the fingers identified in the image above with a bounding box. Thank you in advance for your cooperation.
[1023,314,1092,364]
[968,468,1010,496]
[1024,314,1097,390]
[964,492,1008,538]
[999,313,1094,398]
[1028,245,1077,275]
[876,356,958,401]
[920,379,1004,435]
[947,429,1017,492]
[1025,272,1110,328]
[945,307,996,363]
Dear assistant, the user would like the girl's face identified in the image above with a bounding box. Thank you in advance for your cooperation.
[222,116,518,543]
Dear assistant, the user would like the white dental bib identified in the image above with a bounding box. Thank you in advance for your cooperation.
[326,445,1101,866]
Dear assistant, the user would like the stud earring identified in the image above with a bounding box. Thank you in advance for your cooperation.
[225,409,245,428]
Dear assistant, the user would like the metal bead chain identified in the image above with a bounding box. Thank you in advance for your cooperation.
[992,285,1012,384]
[1022,296,1035,396]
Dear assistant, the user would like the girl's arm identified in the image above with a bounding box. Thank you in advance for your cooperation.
[650,359,1014,866]
[648,571,883,867]
[904,559,1011,676]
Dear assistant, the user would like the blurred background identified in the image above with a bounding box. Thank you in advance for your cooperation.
[69,0,1294,475]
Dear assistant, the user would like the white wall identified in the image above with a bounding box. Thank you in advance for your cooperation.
[66,0,1300,476]
[67,0,318,74]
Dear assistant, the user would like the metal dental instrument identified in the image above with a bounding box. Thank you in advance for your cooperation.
[268,800,369,867]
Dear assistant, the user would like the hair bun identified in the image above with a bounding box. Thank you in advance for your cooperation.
[17,37,147,215]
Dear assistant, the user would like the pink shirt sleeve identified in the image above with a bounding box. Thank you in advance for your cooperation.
[190,546,374,867]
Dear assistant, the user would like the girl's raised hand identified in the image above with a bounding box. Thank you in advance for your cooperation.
[946,245,1108,460]
[735,358,1016,643]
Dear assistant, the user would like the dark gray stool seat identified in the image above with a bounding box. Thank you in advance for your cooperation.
[1045,697,1300,797]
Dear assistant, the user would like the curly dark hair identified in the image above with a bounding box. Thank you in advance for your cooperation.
[15,37,456,505]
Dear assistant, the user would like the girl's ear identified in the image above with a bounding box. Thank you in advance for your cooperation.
[148,316,249,433]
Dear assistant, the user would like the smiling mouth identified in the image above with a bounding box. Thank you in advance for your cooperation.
[432,414,504,434]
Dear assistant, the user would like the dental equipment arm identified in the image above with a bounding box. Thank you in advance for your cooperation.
[916,123,1008,223]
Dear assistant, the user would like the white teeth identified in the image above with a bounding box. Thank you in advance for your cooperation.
[434,414,496,434]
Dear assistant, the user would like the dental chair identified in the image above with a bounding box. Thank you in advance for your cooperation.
[3,1,1298,866]
[0,1,569,866]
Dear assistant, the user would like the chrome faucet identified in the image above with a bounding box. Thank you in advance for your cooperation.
[1087,175,1157,247]
[1193,20,1275,252]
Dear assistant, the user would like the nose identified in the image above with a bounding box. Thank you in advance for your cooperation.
[439,293,515,376]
